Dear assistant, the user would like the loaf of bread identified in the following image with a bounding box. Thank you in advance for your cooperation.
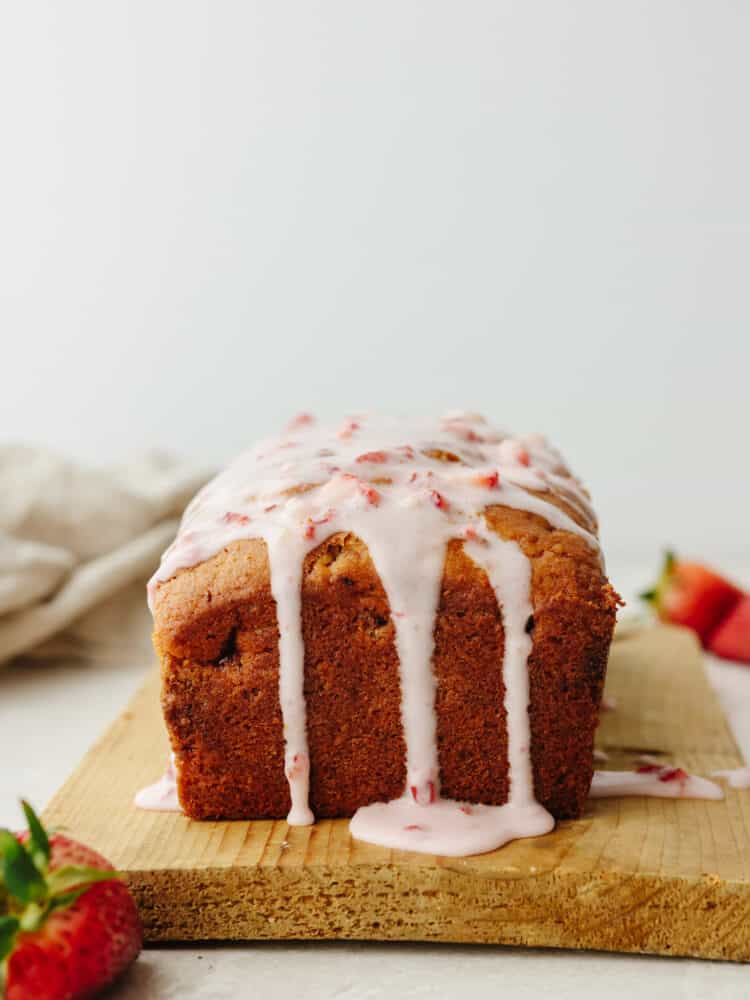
[149,413,618,856]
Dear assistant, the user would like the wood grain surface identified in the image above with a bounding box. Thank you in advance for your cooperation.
[44,624,750,961]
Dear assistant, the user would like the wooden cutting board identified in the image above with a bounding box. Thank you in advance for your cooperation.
[43,624,750,961]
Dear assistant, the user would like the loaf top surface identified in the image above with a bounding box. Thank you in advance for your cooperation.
[149,410,600,607]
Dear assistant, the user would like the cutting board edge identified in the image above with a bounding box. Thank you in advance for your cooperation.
[124,861,750,960]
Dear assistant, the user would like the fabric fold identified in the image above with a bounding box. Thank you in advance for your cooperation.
[0,446,210,667]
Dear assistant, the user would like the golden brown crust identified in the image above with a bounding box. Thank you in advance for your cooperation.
[153,488,618,822]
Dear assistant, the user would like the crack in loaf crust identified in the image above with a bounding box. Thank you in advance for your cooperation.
[153,493,618,822]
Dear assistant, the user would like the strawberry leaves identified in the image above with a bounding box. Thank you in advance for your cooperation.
[46,866,119,897]
[0,830,46,903]
[0,802,121,944]
[641,551,743,645]
[0,914,20,963]
[21,800,50,872]
[639,550,675,603]
[1,802,142,999]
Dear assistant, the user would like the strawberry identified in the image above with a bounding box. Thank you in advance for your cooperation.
[303,509,335,540]
[222,511,250,525]
[358,483,381,506]
[337,418,360,440]
[338,473,381,506]
[659,767,688,784]
[640,551,743,646]
[474,471,500,489]
[428,490,449,511]
[409,780,437,805]
[708,596,750,664]
[1,801,141,1000]
[285,412,314,431]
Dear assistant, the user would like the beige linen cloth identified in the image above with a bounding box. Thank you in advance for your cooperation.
[0,446,210,667]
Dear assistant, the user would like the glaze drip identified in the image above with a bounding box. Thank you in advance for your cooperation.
[144,413,603,854]
[268,535,314,826]
[712,768,750,789]
[134,753,180,811]
[590,768,723,800]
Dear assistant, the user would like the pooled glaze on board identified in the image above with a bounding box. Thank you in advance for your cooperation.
[141,412,605,855]
[135,754,180,811]
[712,767,750,789]
[590,765,723,800]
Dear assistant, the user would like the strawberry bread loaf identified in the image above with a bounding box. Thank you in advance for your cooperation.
[147,413,619,856]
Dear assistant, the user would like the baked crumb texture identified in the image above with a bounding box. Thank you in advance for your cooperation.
[153,499,618,821]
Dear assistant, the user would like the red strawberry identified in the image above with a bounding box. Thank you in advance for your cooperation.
[222,511,250,525]
[659,767,688,784]
[303,509,335,540]
[359,483,381,506]
[1,801,141,1000]
[339,473,381,506]
[428,490,449,511]
[285,412,314,431]
[337,418,360,439]
[474,471,500,489]
[640,551,743,645]
[708,596,750,664]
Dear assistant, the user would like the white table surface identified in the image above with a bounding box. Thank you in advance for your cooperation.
[1,564,749,998]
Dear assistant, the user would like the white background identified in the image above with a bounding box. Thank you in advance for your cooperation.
[1,0,749,575]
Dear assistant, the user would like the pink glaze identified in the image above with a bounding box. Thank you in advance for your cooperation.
[133,755,180,811]
[635,753,663,768]
[712,767,750,789]
[590,765,723,801]
[139,412,605,855]
[349,797,554,857]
